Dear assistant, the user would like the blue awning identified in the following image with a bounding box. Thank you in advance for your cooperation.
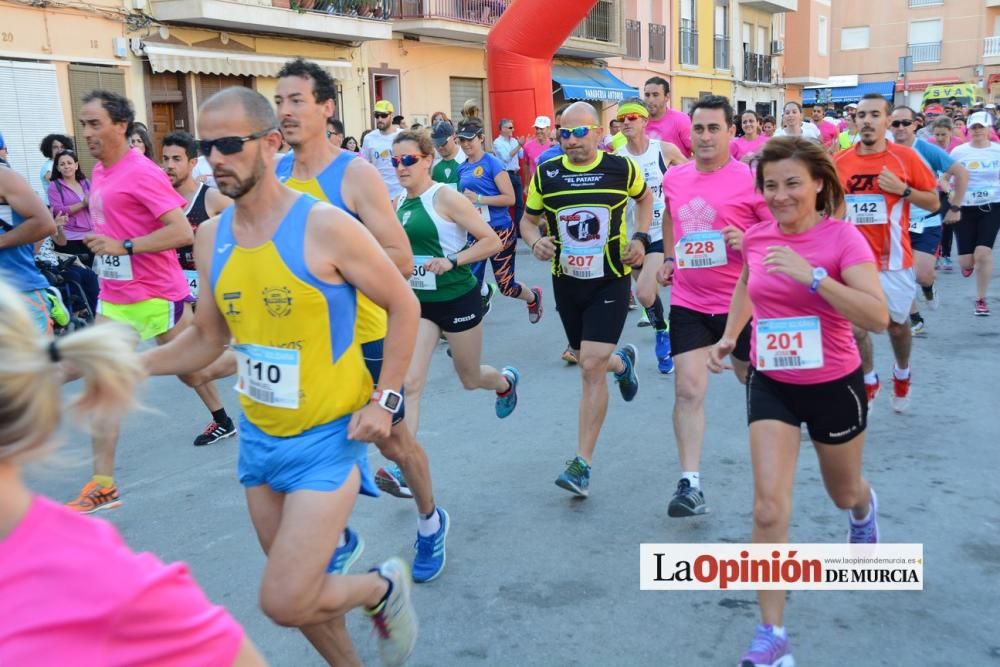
[802,81,895,105]
[552,66,639,103]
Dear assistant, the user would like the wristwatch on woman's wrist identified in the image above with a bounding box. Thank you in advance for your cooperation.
[446,253,459,269]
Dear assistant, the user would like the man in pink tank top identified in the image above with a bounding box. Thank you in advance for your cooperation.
[67,90,235,515]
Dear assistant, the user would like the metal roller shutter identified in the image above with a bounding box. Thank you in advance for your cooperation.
[449,77,491,149]
[67,64,126,177]
[0,60,66,198]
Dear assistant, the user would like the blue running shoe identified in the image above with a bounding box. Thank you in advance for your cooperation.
[327,527,365,575]
[555,456,591,497]
[496,366,520,418]
[614,344,639,401]
[412,507,449,583]
[654,330,674,374]
[848,488,879,544]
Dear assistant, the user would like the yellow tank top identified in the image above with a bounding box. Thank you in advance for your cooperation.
[281,152,388,344]
[209,195,371,436]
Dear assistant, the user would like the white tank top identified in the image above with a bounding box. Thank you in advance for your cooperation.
[617,139,668,243]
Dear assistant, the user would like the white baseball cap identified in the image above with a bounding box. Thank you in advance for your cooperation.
[967,111,993,128]
[533,116,551,129]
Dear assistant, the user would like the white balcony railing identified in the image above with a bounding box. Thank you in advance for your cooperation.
[986,35,1000,59]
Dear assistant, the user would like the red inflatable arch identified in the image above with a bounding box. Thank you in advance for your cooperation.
[486,0,598,137]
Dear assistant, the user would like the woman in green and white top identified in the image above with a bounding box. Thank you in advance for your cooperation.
[392,131,521,431]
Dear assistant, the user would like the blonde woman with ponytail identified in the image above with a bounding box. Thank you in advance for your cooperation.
[0,280,265,666]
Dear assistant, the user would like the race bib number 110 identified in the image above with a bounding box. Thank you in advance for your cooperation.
[234,344,300,409]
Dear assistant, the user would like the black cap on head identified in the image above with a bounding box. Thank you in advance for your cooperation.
[455,118,484,139]
[431,121,455,147]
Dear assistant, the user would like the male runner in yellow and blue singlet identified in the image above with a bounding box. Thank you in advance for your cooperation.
[143,86,420,667]
[273,58,449,584]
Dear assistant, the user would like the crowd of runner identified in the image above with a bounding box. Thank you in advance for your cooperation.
[0,61,996,667]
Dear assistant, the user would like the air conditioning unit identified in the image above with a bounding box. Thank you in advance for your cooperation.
[771,40,784,55]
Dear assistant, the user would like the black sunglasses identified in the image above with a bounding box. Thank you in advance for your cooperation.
[197,128,275,157]
[890,120,914,128]
[374,112,390,119]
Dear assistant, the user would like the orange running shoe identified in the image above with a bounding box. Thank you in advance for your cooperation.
[66,481,122,514]
[865,375,881,410]
[891,373,911,414]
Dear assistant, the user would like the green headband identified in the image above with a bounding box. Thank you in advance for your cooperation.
[617,103,649,118]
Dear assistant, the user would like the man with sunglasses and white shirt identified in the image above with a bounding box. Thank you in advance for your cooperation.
[520,101,652,498]
[67,89,215,514]
[614,98,687,375]
[362,99,403,199]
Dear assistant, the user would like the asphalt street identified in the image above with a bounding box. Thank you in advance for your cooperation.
[29,247,1000,666]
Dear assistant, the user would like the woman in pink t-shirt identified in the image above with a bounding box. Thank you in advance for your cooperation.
[706,138,890,667]
[730,110,767,164]
[0,282,265,667]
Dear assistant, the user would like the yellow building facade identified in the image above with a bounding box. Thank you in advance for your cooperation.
[670,0,735,111]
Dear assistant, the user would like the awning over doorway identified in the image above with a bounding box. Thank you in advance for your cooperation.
[144,44,351,78]
[551,66,639,103]
[801,81,895,106]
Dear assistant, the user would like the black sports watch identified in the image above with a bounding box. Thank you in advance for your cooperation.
[949,204,961,213]
[446,253,459,269]
[631,232,651,251]
[901,186,912,199]
[122,239,134,255]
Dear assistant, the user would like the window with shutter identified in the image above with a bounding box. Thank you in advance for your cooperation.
[0,60,67,198]
[68,64,126,177]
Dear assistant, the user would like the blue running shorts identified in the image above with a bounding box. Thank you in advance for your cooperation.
[237,414,379,496]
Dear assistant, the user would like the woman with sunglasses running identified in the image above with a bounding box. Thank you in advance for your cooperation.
[950,110,1000,315]
[708,137,888,667]
[392,130,521,432]
[0,280,264,665]
[454,118,543,323]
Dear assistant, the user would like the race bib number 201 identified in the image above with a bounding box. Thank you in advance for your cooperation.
[234,344,300,409]
[756,317,824,370]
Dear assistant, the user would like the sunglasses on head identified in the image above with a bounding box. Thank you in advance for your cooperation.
[374,112,390,119]
[616,113,643,122]
[890,120,914,128]
[196,128,275,157]
[558,125,601,139]
[391,154,426,168]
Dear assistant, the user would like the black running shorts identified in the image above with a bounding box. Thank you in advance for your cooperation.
[420,284,484,333]
[746,366,867,445]
[956,205,1000,256]
[552,275,630,350]
[669,304,751,361]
